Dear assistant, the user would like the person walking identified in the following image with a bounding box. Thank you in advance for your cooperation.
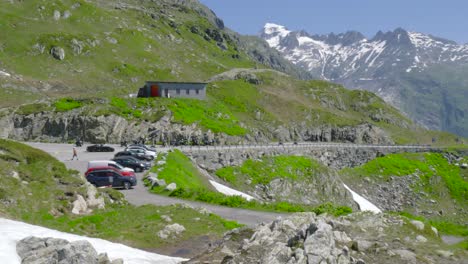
[71,147,78,160]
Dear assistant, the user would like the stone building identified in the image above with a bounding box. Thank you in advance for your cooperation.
[137,81,207,99]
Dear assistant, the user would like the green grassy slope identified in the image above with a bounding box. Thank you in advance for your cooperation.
[340,152,468,241]
[0,0,255,100]
[0,139,240,250]
[147,150,352,216]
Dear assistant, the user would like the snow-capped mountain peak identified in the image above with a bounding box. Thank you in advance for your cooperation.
[259,23,468,138]
[260,23,468,81]
[262,22,292,48]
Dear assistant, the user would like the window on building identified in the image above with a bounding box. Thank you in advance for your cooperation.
[195,89,199,95]
[186,89,189,95]
[176,89,180,95]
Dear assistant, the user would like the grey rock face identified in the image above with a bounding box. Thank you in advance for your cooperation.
[50,46,65,60]
[0,108,392,146]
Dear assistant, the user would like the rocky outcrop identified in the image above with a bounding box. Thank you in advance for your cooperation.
[0,110,392,145]
[191,147,409,172]
[186,212,465,264]
[71,183,105,215]
[50,46,65,60]
[157,223,186,239]
[16,236,123,264]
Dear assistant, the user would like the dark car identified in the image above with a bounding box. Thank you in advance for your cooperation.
[85,169,136,189]
[86,144,115,152]
[117,155,152,169]
[114,151,151,161]
[112,157,148,172]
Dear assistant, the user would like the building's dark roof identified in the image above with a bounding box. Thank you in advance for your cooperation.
[145,81,207,85]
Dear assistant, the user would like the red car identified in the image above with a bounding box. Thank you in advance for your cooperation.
[85,166,136,177]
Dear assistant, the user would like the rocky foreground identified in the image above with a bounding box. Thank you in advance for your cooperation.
[186,212,467,264]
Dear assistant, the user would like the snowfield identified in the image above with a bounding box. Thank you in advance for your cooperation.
[343,184,382,213]
[0,218,186,264]
[209,180,255,201]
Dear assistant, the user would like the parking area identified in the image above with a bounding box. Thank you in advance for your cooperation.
[26,142,127,174]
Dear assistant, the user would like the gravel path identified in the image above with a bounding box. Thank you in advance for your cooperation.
[26,142,284,227]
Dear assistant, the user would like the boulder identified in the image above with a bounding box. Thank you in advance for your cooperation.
[165,183,177,191]
[72,194,90,215]
[71,39,84,55]
[86,183,105,209]
[304,220,335,263]
[157,223,185,239]
[50,46,65,60]
[410,220,424,231]
[415,235,427,243]
[62,10,71,19]
[17,237,102,264]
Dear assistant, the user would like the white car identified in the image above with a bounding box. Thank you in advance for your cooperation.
[125,147,156,158]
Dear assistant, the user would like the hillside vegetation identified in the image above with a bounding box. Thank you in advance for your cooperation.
[0,1,464,145]
[146,150,352,216]
[0,0,257,100]
[7,73,463,145]
[0,139,240,251]
[341,152,468,244]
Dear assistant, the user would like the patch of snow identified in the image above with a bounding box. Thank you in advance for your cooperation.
[209,180,255,201]
[343,184,381,214]
[0,218,186,264]
[366,41,387,67]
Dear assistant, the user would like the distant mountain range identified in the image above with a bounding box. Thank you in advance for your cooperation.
[261,23,468,137]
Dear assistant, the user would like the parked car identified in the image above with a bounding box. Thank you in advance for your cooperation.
[86,144,115,152]
[125,146,156,158]
[125,148,155,160]
[128,144,156,152]
[85,169,136,189]
[112,157,148,172]
[116,155,152,169]
[114,151,152,161]
[85,166,135,177]
[87,160,134,173]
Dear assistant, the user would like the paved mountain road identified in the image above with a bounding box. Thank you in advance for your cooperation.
[26,142,285,226]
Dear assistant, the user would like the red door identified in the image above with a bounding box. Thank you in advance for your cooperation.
[150,85,159,97]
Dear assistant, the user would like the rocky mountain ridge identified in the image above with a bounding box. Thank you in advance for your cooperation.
[260,23,468,137]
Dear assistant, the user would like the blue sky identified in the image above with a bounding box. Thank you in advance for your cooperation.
[199,0,468,44]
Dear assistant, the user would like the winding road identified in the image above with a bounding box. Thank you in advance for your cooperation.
[26,142,443,226]
[26,142,285,226]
